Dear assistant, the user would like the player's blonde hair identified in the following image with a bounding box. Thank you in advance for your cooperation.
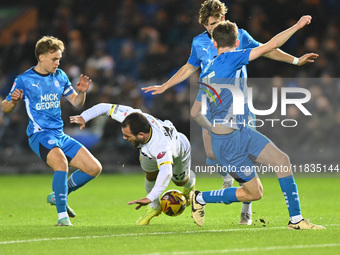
[212,20,239,48]
[199,0,228,25]
[35,36,65,61]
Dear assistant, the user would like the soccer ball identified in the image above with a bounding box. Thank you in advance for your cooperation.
[160,190,186,216]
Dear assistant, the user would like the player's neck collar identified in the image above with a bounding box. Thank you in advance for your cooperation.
[32,67,50,77]
[143,127,152,144]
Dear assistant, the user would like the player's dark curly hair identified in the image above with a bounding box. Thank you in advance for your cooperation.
[212,20,239,48]
[122,112,151,136]
[199,0,228,25]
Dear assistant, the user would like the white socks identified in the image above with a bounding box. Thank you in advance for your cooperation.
[58,212,68,220]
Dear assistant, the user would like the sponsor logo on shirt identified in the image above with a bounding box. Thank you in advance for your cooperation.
[36,93,60,110]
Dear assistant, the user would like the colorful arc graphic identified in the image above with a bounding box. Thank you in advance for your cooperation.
[198,82,223,105]
[199,88,217,105]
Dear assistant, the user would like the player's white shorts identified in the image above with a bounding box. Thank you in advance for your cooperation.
[139,132,191,182]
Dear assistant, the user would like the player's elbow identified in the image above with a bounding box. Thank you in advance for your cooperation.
[190,106,199,120]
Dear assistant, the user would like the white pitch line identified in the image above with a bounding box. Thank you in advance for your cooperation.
[139,243,340,255]
[0,224,338,246]
[0,227,284,245]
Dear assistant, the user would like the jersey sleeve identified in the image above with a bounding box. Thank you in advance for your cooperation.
[150,144,173,169]
[6,77,25,101]
[146,163,172,201]
[109,104,142,123]
[238,29,260,49]
[60,70,74,97]
[227,48,252,70]
[187,39,200,67]
[80,103,142,123]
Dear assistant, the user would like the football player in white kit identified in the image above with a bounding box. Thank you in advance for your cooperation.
[70,103,195,225]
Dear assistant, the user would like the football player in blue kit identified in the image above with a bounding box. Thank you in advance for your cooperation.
[189,16,324,230]
[142,0,318,225]
[1,36,102,226]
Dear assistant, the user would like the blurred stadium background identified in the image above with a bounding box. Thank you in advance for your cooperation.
[0,0,339,173]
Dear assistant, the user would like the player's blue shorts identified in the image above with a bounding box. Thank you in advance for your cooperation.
[210,125,270,183]
[29,130,83,164]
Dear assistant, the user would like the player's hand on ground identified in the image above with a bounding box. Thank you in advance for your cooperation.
[11,89,23,104]
[76,74,92,93]
[296,15,312,29]
[70,115,86,130]
[128,198,151,210]
[141,85,166,95]
[298,53,319,66]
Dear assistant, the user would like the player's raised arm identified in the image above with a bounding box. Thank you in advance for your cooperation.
[295,53,319,65]
[70,103,141,129]
[66,74,92,107]
[249,15,312,62]
[261,45,319,66]
[70,103,113,129]
[141,62,199,95]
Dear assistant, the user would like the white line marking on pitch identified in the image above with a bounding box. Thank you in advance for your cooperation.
[140,243,340,255]
[0,224,338,245]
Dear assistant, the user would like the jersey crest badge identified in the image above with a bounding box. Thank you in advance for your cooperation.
[157,152,166,159]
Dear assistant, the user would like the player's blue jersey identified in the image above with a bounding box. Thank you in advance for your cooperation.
[6,67,74,136]
[200,48,252,129]
[190,29,259,123]
[188,29,259,70]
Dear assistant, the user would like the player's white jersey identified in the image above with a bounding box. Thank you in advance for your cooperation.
[110,104,182,170]
[80,103,192,200]
[80,103,189,173]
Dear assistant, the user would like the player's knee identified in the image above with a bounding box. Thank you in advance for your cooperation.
[85,161,102,177]
[173,179,187,187]
[53,159,68,171]
[249,183,263,201]
[276,152,290,167]
[93,162,102,176]
[47,153,68,171]
[253,189,263,201]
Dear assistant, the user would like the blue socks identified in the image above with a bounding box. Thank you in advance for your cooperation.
[67,170,94,194]
[278,175,301,217]
[202,187,239,204]
[52,171,68,213]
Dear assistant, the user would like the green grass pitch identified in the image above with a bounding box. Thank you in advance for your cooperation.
[0,173,339,255]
